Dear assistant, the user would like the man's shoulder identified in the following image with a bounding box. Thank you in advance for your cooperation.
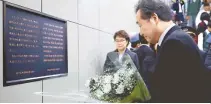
[127,50,137,56]
[165,29,194,45]
[124,50,137,60]
[137,45,153,53]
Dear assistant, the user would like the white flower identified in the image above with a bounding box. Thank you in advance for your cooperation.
[102,83,112,93]
[95,89,104,98]
[117,68,125,74]
[115,83,125,94]
[93,77,98,82]
[102,75,112,84]
[116,69,125,78]
[112,73,120,84]
[86,55,142,101]
[127,69,135,76]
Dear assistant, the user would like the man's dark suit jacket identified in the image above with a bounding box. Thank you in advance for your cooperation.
[133,45,155,87]
[149,26,211,102]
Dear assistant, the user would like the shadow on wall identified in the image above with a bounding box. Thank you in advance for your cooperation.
[89,49,103,75]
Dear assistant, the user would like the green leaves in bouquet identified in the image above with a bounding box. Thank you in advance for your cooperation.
[120,80,151,103]
[89,78,100,92]
[87,53,151,103]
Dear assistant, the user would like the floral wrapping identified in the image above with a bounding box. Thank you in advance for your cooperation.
[85,52,151,103]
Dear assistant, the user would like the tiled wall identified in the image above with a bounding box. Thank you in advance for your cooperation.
[0,0,139,102]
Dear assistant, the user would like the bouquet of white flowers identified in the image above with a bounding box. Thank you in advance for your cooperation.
[85,52,151,103]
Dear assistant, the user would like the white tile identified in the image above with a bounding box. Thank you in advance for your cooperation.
[100,0,139,34]
[0,82,42,103]
[42,0,77,22]
[4,0,41,11]
[98,32,115,72]
[43,22,79,103]
[78,26,100,91]
[0,1,42,102]
[78,0,99,29]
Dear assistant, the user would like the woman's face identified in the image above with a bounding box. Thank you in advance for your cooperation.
[204,6,210,11]
[115,36,128,51]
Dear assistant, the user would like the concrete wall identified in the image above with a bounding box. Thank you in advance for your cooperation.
[0,0,139,102]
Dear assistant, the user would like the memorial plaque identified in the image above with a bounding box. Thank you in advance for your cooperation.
[3,2,68,86]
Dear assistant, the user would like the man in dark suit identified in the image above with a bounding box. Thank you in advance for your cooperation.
[181,26,206,62]
[181,26,198,43]
[129,33,155,88]
[135,0,210,102]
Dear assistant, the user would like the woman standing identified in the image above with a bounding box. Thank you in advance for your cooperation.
[103,30,140,72]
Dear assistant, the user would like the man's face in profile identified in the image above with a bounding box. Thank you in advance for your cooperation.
[136,9,159,44]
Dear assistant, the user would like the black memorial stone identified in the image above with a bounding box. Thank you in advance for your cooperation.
[3,2,68,86]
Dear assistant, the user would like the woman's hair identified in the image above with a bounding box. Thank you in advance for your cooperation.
[197,12,210,33]
[197,21,207,33]
[203,2,210,7]
[113,30,130,46]
[200,12,210,21]
[203,0,208,3]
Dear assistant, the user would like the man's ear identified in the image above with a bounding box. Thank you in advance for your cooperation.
[150,13,159,25]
